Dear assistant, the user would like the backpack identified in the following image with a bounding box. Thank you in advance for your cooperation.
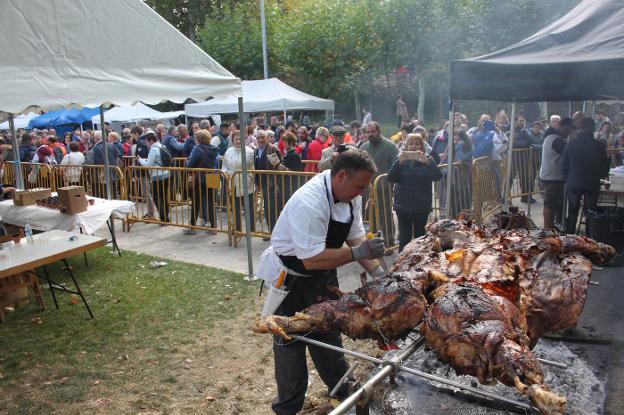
[136,137,149,159]
[159,146,172,167]
[217,135,229,156]
[52,146,63,164]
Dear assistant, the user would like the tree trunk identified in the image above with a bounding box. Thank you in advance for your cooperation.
[354,90,361,122]
[417,77,425,122]
[188,15,195,42]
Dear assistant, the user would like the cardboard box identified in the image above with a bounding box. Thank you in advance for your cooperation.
[13,188,51,206]
[57,186,87,214]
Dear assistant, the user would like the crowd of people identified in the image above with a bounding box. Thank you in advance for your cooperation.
[1,103,621,248]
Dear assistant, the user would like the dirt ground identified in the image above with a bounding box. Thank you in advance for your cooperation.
[80,297,383,415]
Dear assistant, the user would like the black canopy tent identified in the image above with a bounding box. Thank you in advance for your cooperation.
[451,0,624,102]
[444,0,624,219]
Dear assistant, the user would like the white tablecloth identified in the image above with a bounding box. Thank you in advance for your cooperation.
[0,196,135,234]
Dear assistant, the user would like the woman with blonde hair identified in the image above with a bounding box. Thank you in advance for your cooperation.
[388,133,442,251]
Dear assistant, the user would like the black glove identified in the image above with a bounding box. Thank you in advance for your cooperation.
[352,236,385,260]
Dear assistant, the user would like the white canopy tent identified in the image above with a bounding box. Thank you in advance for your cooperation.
[0,0,241,188]
[185,78,334,117]
[0,0,240,115]
[91,103,184,124]
[0,0,254,278]
[0,113,39,130]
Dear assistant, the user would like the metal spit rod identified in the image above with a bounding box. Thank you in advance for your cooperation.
[290,334,539,415]
[536,357,567,369]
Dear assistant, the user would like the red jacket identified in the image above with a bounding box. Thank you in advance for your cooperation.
[304,138,328,172]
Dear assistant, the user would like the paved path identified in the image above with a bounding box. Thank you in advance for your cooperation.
[97,221,392,292]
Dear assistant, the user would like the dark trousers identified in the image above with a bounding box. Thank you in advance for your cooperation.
[152,177,170,222]
[190,181,215,227]
[272,331,348,415]
[565,190,598,234]
[271,272,348,415]
[234,193,255,232]
[397,211,429,252]
[260,180,278,232]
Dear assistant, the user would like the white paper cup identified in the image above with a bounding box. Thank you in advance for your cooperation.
[261,285,289,317]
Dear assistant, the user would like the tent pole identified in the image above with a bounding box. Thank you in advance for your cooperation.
[260,0,269,79]
[444,100,455,219]
[8,113,24,190]
[592,101,596,118]
[99,106,112,200]
[568,102,573,117]
[582,101,586,113]
[503,101,516,209]
[238,97,254,280]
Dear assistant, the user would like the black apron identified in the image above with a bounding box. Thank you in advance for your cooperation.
[277,176,354,317]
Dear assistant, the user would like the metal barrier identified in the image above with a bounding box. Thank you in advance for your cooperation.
[367,174,398,252]
[3,162,54,190]
[229,169,316,246]
[124,165,231,237]
[54,164,126,198]
[433,162,473,220]
[507,147,542,211]
[471,156,505,222]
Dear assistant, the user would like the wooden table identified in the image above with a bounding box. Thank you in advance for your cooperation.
[0,230,106,319]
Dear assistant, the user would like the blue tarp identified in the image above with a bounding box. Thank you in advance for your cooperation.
[28,107,102,128]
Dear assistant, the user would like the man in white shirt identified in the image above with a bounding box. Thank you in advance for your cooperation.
[262,150,386,415]
[362,107,372,126]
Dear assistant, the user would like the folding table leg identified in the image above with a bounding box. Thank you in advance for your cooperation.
[107,217,121,257]
[42,265,59,309]
[62,259,94,319]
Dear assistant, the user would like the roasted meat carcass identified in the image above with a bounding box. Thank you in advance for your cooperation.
[422,283,566,415]
[251,275,427,344]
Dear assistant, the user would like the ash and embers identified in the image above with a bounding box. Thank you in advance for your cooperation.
[370,339,604,415]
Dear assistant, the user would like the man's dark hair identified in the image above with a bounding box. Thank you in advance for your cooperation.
[579,117,595,133]
[48,136,57,144]
[144,131,158,142]
[220,122,229,130]
[131,126,143,136]
[350,120,361,129]
[69,141,79,152]
[401,124,412,133]
[331,149,377,178]
[21,132,32,145]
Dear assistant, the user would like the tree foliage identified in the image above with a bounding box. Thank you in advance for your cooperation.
[148,0,581,115]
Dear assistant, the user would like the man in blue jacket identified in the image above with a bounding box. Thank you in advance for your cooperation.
[562,117,609,234]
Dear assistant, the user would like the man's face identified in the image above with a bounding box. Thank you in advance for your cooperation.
[257,135,267,148]
[531,124,542,135]
[478,115,490,129]
[366,126,379,141]
[332,133,345,146]
[192,123,199,133]
[171,127,178,137]
[179,126,188,136]
[333,170,373,203]
[515,117,526,129]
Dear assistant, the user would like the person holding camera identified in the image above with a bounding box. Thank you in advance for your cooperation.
[318,126,356,172]
[388,133,442,251]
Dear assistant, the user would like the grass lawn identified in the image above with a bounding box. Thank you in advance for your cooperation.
[0,248,273,415]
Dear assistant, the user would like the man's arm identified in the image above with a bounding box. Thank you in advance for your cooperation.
[301,236,385,271]
[301,247,355,270]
